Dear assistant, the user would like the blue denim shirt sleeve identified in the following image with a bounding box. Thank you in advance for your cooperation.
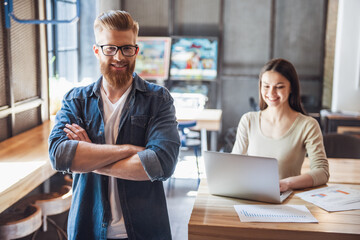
[49,120,79,173]
[137,89,180,181]
[53,140,79,173]
[138,149,164,181]
[48,89,82,174]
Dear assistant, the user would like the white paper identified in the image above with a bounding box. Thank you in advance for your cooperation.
[296,186,360,212]
[234,205,318,223]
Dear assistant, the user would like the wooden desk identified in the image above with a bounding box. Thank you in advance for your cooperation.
[0,121,56,214]
[301,158,360,185]
[176,108,222,151]
[188,180,360,240]
[176,108,222,131]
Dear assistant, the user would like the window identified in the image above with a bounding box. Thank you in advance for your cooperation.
[0,0,47,141]
[46,0,98,116]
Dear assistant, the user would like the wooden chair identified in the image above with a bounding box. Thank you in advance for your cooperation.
[323,133,360,158]
[0,203,42,239]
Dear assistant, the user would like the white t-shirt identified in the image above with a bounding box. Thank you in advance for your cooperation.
[101,83,132,239]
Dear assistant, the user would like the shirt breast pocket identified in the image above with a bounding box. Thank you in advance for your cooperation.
[76,117,92,130]
[130,115,150,146]
[76,116,94,139]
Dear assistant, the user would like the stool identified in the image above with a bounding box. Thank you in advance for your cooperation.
[32,185,72,239]
[0,203,42,239]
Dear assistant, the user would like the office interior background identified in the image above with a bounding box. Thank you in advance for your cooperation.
[0,1,360,239]
[0,0,359,145]
[0,0,359,147]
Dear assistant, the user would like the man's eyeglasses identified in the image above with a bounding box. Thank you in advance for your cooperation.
[97,44,138,57]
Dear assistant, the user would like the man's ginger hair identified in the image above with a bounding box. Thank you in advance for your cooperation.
[94,10,139,42]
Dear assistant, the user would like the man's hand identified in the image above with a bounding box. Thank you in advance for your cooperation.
[64,123,92,143]
[63,123,147,179]
[63,123,145,153]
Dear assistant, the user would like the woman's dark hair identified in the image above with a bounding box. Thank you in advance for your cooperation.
[258,58,306,114]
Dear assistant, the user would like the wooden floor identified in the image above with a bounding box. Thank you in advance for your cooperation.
[166,148,203,240]
[165,177,199,240]
[164,150,205,240]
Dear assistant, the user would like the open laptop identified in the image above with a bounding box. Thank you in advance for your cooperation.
[203,151,292,204]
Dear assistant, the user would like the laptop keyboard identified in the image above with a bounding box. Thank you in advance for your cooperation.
[280,190,293,202]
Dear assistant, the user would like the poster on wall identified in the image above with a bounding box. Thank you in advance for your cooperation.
[170,37,218,81]
[135,37,171,81]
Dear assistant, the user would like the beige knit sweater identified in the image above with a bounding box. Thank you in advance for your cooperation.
[232,111,329,186]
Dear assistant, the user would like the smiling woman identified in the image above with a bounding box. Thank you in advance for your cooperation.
[260,71,291,109]
[232,58,329,193]
[258,58,306,115]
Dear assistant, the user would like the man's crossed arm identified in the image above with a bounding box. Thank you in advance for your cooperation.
[64,123,149,181]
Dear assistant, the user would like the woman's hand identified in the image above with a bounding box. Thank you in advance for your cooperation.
[280,174,314,192]
[279,178,292,192]
[64,123,92,143]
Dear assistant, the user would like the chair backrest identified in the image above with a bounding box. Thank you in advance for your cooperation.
[178,121,199,147]
[249,97,260,111]
[323,133,360,159]
[178,120,197,131]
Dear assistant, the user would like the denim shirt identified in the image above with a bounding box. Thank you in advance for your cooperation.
[48,74,180,240]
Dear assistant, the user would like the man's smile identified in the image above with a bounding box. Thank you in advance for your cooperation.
[110,62,127,70]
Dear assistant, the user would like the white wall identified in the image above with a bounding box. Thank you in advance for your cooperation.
[332,0,360,113]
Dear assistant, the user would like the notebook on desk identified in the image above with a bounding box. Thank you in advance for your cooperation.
[203,151,292,204]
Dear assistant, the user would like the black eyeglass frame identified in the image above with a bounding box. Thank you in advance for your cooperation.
[96,44,139,57]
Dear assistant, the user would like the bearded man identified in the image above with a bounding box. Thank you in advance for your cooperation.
[48,10,180,240]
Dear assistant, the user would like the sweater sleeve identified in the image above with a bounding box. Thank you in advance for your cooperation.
[232,113,250,154]
[303,118,330,186]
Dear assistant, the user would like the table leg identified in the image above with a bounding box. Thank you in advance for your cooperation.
[201,129,208,152]
[210,131,218,151]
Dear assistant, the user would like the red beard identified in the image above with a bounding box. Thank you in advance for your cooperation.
[100,60,135,89]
